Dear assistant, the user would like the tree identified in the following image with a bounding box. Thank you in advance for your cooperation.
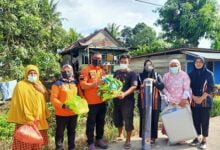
[129,44,150,56]
[0,0,80,80]
[211,18,220,50]
[31,50,61,81]
[66,28,83,46]
[129,39,171,56]
[120,26,133,47]
[156,0,219,47]
[121,23,157,48]
[120,22,171,56]
[106,23,120,40]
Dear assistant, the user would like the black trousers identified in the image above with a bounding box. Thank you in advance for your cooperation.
[55,115,78,150]
[86,103,107,145]
[191,107,211,137]
[113,101,134,131]
[138,106,160,139]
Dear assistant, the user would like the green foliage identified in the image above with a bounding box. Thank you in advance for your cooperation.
[120,22,171,56]
[129,40,171,56]
[106,23,121,40]
[156,0,219,47]
[47,103,56,138]
[66,28,83,45]
[0,113,15,141]
[129,44,150,56]
[121,23,157,48]
[30,50,60,81]
[211,19,220,50]
[0,0,80,81]
[211,97,220,117]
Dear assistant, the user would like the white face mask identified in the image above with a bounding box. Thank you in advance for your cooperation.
[119,64,128,70]
[28,75,38,82]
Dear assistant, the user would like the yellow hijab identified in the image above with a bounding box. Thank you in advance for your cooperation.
[7,65,49,130]
[24,64,40,81]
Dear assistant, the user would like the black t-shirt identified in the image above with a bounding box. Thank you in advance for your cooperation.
[113,69,138,104]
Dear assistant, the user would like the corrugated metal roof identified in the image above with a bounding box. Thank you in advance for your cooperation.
[183,51,220,60]
[131,48,220,58]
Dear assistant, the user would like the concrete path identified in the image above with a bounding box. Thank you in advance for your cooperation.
[107,116,220,150]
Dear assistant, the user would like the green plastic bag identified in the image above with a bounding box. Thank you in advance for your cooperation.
[64,95,89,115]
[98,75,123,101]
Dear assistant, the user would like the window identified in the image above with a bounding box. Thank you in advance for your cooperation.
[102,54,107,63]
[82,54,88,64]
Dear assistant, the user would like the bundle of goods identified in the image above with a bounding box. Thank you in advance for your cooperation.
[98,75,123,101]
[161,105,197,144]
[64,95,89,115]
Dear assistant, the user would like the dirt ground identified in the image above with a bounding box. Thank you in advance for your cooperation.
[108,116,220,150]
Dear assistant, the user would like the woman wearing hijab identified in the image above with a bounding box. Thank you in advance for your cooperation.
[138,59,164,144]
[163,59,191,107]
[50,64,79,150]
[189,56,215,149]
[8,65,50,150]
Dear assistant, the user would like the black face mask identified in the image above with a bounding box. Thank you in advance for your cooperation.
[92,59,102,66]
[62,71,72,79]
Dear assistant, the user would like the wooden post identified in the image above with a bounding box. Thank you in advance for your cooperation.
[87,47,90,64]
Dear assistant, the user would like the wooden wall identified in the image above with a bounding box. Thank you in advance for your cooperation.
[130,54,187,75]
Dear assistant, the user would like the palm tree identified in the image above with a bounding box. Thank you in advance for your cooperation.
[106,23,120,40]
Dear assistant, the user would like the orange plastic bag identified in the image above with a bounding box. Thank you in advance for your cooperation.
[15,122,43,144]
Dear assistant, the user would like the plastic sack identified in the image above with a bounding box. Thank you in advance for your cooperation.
[64,95,89,115]
[161,105,197,144]
[14,123,43,144]
[97,75,123,101]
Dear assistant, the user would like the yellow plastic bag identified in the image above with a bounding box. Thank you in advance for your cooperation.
[64,95,89,115]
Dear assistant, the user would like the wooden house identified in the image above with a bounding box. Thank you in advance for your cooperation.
[130,48,220,84]
[61,28,128,72]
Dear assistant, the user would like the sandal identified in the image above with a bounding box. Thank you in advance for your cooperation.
[116,136,124,141]
[124,143,131,149]
[151,139,156,144]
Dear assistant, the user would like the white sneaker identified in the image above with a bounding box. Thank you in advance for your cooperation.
[199,141,207,149]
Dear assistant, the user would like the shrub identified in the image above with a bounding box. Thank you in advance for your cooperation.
[31,51,61,81]
[210,97,220,117]
[0,113,15,141]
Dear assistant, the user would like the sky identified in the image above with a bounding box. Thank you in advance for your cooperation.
[55,0,220,48]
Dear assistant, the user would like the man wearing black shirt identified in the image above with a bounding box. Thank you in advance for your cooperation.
[113,54,138,149]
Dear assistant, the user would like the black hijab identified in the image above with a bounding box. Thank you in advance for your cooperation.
[189,56,209,96]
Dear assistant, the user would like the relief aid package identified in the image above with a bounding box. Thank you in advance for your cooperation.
[161,105,197,144]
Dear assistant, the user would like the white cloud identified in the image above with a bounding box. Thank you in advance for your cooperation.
[55,0,212,48]
[56,0,166,35]
[198,38,212,49]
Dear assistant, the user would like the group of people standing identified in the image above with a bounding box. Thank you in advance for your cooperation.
[7,52,215,150]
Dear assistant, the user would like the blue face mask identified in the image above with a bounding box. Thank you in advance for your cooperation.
[170,67,179,74]
[28,75,38,82]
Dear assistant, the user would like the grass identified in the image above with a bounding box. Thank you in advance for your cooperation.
[210,97,220,117]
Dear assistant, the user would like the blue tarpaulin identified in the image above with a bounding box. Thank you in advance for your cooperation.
[0,80,17,101]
